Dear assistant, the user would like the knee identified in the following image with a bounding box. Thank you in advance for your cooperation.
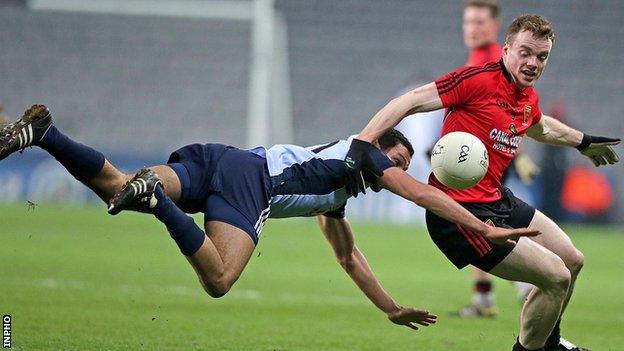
[565,249,585,276]
[206,287,229,299]
[202,279,232,298]
[545,260,571,296]
[532,255,570,295]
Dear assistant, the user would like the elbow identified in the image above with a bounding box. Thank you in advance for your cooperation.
[388,96,401,105]
[409,184,441,207]
[409,191,427,207]
[389,96,418,114]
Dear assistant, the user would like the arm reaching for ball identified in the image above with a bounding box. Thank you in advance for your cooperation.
[343,82,443,197]
[378,167,541,244]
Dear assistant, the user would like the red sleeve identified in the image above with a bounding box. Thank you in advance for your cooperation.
[434,65,493,108]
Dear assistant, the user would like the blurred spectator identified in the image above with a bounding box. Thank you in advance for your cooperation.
[463,0,501,66]
[561,166,614,221]
[540,100,616,223]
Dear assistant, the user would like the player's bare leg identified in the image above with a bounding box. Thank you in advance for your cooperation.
[77,161,182,205]
[109,169,256,298]
[527,210,586,350]
[489,238,571,350]
[187,221,255,297]
[81,160,126,201]
[528,211,584,312]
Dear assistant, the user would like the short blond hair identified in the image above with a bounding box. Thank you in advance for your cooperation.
[465,0,501,21]
[505,14,555,44]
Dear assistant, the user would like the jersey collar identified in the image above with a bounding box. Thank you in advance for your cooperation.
[499,58,530,96]
[499,58,512,83]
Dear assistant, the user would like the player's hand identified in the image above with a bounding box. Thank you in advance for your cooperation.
[482,226,541,245]
[344,139,383,197]
[576,134,620,167]
[387,307,437,331]
[514,153,540,185]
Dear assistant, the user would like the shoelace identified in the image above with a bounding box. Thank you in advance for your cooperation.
[111,172,149,203]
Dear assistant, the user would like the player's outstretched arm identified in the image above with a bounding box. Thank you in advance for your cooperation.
[527,115,620,166]
[316,215,437,330]
[343,82,443,197]
[378,168,541,244]
[358,82,443,143]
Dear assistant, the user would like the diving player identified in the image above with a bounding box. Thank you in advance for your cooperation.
[0,104,538,331]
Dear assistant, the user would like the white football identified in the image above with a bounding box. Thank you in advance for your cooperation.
[430,131,489,190]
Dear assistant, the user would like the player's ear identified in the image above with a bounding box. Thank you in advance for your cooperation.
[502,43,509,56]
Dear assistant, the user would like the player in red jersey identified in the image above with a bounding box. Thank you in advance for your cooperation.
[458,0,537,318]
[344,14,620,351]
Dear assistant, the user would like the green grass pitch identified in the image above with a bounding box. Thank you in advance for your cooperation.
[1,204,623,350]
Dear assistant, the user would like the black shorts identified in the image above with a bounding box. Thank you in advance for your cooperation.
[425,188,536,272]
[167,143,272,245]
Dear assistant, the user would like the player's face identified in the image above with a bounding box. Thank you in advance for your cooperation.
[384,144,412,171]
[503,30,552,89]
[462,6,499,49]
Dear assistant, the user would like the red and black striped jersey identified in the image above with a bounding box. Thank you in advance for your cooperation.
[429,59,542,203]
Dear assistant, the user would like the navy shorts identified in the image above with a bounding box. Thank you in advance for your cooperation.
[167,144,272,244]
[425,188,536,272]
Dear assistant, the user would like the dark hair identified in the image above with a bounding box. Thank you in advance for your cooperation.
[465,0,501,21]
[379,129,414,157]
[505,14,555,44]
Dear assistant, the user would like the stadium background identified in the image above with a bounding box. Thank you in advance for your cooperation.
[1,0,622,223]
[1,1,623,350]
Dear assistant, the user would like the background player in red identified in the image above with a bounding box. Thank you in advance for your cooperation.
[344,14,620,351]
[457,0,537,318]
[464,0,502,67]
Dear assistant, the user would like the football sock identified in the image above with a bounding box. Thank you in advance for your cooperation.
[545,319,561,348]
[38,125,105,182]
[153,186,205,256]
[473,279,494,307]
[513,338,544,351]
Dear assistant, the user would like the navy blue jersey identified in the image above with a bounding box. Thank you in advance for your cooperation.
[250,136,394,218]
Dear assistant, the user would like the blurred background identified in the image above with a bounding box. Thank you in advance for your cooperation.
[0,0,622,225]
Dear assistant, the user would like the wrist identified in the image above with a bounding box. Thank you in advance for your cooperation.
[478,222,493,238]
[575,133,591,151]
[385,303,402,315]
